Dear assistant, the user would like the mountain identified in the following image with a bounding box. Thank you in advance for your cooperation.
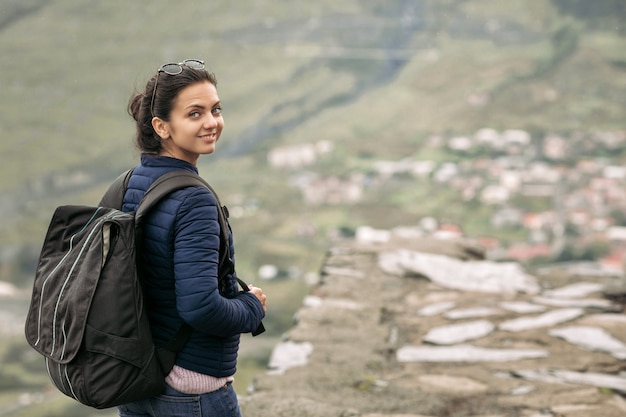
[1,0,624,285]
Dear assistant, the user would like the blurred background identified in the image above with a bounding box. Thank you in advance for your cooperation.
[0,0,624,415]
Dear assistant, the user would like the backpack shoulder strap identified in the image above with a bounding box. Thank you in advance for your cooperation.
[98,168,229,258]
[99,168,134,209]
[136,171,235,276]
[135,170,213,223]
[139,171,227,237]
[98,169,214,221]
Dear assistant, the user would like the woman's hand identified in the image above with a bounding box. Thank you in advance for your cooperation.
[248,285,267,312]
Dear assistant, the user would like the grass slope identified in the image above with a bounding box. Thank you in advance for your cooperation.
[0,0,624,286]
[0,0,624,285]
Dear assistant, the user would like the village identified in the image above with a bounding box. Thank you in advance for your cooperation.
[267,128,626,273]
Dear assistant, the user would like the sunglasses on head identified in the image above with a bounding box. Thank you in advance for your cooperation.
[150,59,205,117]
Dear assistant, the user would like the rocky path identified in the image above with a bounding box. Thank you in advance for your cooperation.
[240,235,626,417]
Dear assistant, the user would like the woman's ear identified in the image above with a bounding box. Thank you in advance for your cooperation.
[151,117,170,140]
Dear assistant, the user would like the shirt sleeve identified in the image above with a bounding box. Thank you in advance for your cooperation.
[172,186,265,336]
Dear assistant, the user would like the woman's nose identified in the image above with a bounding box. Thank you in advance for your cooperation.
[204,113,218,128]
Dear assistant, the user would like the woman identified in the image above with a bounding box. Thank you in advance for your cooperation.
[117,59,267,417]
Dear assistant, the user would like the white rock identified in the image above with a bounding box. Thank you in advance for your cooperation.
[532,296,613,309]
[542,282,605,298]
[0,281,17,297]
[356,226,391,244]
[418,301,456,316]
[397,344,548,362]
[514,369,626,392]
[499,308,584,332]
[303,295,324,308]
[445,307,502,319]
[423,320,495,345]
[499,301,547,314]
[549,325,626,360]
[302,296,363,310]
[268,341,314,375]
[510,385,535,395]
[379,250,539,294]
[258,264,279,280]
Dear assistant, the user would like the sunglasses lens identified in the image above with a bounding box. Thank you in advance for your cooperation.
[184,59,205,70]
[160,63,183,75]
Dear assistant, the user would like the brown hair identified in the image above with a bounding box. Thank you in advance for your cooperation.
[128,65,217,154]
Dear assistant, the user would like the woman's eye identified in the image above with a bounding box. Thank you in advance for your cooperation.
[189,111,201,118]
[212,107,222,115]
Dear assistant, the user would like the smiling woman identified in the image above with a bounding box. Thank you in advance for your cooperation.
[128,60,223,160]
[151,81,224,165]
[118,61,267,417]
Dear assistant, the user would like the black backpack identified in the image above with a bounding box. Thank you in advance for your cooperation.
[24,169,263,409]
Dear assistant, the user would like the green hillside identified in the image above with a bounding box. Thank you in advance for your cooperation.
[0,0,625,414]
[2,0,624,279]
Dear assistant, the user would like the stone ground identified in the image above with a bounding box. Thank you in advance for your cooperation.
[239,236,626,417]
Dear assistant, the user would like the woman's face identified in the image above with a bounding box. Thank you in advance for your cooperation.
[155,81,223,165]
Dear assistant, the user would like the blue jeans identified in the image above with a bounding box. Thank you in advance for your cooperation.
[117,383,241,417]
